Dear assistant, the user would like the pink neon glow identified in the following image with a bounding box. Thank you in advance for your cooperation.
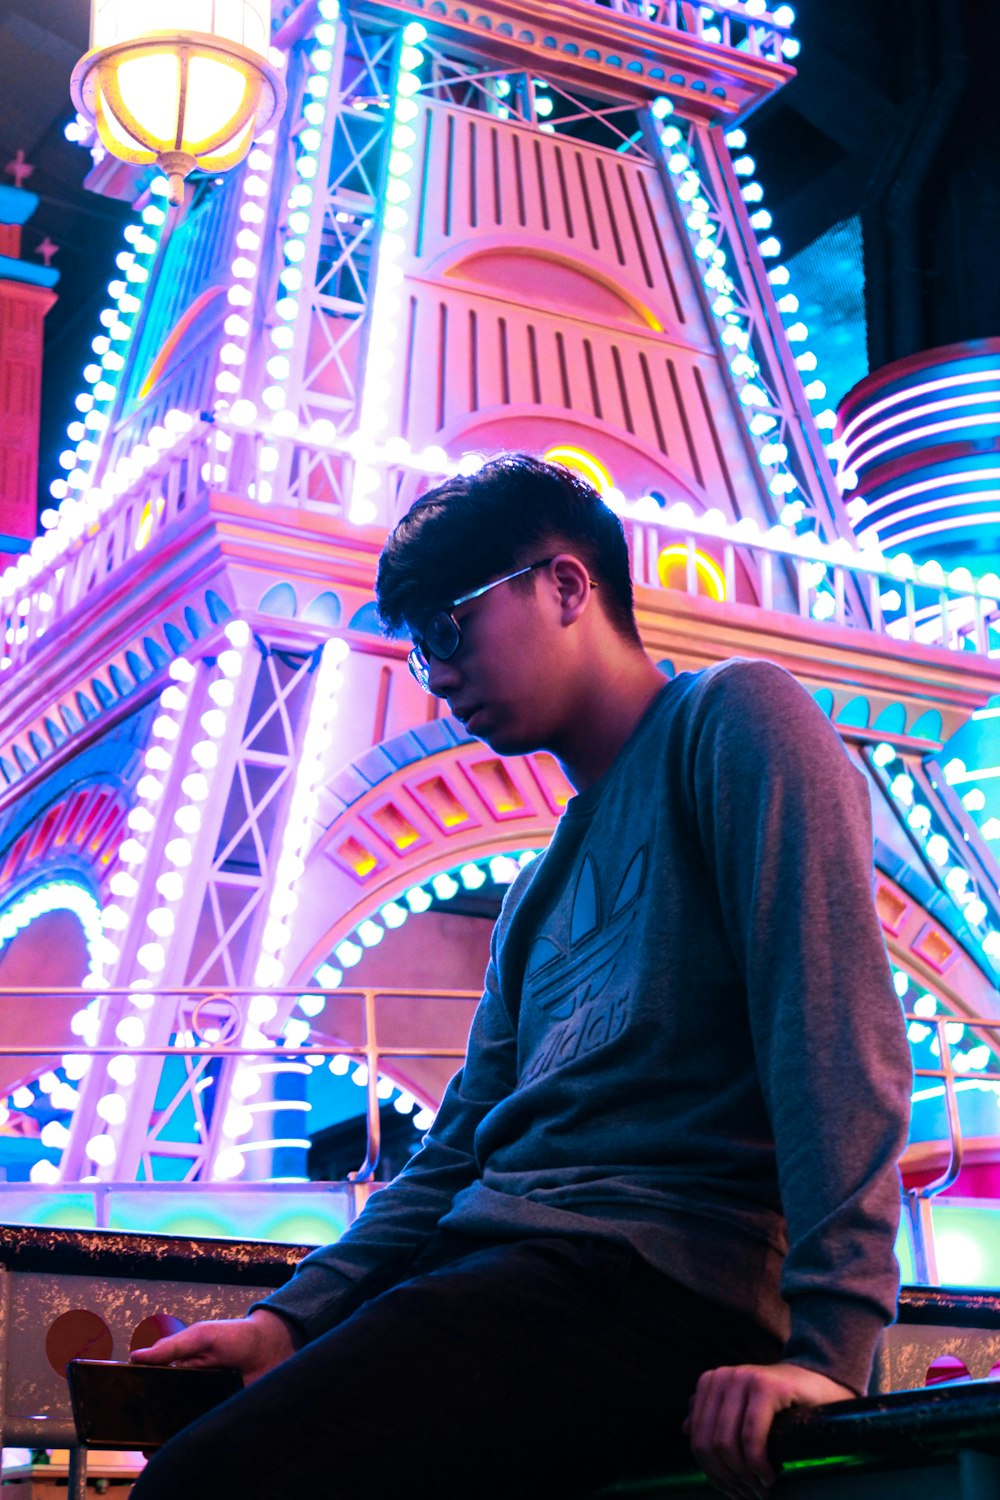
[842,393,1000,468]
[860,471,1000,520]
[859,509,1000,551]
[842,412,1000,475]
[839,367,1000,449]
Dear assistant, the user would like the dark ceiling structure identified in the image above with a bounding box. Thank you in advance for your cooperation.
[1,0,996,518]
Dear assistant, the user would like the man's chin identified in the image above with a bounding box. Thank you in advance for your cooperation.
[466,723,543,758]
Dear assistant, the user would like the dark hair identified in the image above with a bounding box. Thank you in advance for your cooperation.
[376,453,639,643]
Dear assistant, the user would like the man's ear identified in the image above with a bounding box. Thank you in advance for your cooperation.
[550,554,594,625]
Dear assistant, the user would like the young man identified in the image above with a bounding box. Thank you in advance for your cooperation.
[133,455,912,1500]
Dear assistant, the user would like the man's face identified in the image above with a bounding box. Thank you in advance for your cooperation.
[407,561,571,757]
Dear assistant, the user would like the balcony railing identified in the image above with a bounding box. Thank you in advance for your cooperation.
[0,988,997,1281]
[0,985,474,1189]
[583,0,793,63]
[3,421,998,685]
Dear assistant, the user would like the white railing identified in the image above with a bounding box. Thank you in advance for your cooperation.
[626,501,1000,651]
[0,987,995,1286]
[0,985,472,1186]
[3,421,998,683]
[583,0,792,62]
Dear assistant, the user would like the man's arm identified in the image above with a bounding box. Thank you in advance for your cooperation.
[136,889,525,1373]
[255,960,518,1343]
[688,661,912,1490]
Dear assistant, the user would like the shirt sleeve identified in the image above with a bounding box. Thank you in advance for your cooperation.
[256,916,521,1344]
[691,659,912,1395]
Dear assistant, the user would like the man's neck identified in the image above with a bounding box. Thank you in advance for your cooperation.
[554,652,667,792]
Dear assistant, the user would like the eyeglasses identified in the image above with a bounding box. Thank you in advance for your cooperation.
[407,558,554,691]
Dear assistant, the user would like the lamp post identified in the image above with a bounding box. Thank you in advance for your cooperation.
[70,0,286,206]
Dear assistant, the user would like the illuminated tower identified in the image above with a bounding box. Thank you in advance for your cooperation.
[0,0,998,1261]
[0,181,58,545]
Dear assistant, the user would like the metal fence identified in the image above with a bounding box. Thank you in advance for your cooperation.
[0,987,997,1282]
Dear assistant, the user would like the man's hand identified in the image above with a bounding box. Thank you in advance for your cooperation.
[684,1361,854,1500]
[130,1308,298,1387]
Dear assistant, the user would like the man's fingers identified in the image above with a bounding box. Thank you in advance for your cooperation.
[688,1369,753,1499]
[686,1361,857,1499]
[131,1324,220,1367]
[740,1385,779,1491]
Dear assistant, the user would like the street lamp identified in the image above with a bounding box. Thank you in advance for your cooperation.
[71,1,286,207]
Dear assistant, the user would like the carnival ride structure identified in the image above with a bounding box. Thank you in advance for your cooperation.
[0,0,998,1283]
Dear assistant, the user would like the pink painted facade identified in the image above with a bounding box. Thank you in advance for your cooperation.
[0,1,996,1273]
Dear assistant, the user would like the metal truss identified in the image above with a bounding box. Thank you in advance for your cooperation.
[154,646,322,1180]
[45,630,338,1186]
[419,42,652,161]
[673,122,867,565]
[57,654,258,1183]
[185,649,316,991]
[270,10,400,511]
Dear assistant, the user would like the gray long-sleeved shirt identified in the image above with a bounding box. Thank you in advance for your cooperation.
[263,659,912,1394]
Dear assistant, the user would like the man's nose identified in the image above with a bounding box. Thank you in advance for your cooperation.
[426,652,460,698]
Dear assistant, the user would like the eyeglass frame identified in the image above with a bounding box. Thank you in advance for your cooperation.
[406,557,555,691]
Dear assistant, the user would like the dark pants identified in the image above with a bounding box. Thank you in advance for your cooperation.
[130,1233,781,1499]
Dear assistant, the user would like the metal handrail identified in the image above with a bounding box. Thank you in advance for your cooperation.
[1,988,998,1282]
[0,985,478,1187]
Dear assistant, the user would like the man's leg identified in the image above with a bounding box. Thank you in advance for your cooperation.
[131,1235,780,1500]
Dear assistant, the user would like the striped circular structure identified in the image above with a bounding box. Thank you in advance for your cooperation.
[840,339,1000,561]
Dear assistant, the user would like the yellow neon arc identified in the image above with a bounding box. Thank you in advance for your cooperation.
[543,445,613,496]
[657,545,727,602]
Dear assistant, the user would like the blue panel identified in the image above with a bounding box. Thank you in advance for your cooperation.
[352,746,398,786]
[60,706,82,735]
[205,589,231,623]
[381,730,428,769]
[656,659,675,679]
[836,695,870,727]
[92,679,115,709]
[184,606,209,639]
[126,649,152,683]
[0,757,19,785]
[76,691,99,721]
[0,253,59,289]
[873,702,907,734]
[259,583,298,618]
[0,186,38,225]
[910,709,943,741]
[109,663,132,697]
[812,687,834,716]
[143,635,170,671]
[120,170,244,420]
[28,732,48,760]
[44,717,66,748]
[348,601,382,634]
[301,591,342,626]
[13,745,32,773]
[412,720,455,755]
[164,621,188,654]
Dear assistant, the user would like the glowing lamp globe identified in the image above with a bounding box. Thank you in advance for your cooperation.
[71,0,286,205]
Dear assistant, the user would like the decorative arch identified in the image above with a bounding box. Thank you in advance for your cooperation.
[442,242,673,337]
[0,781,130,893]
[284,728,571,987]
[874,867,999,1021]
[0,875,103,1102]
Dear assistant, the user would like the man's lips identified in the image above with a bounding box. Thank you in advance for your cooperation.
[452,704,484,726]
